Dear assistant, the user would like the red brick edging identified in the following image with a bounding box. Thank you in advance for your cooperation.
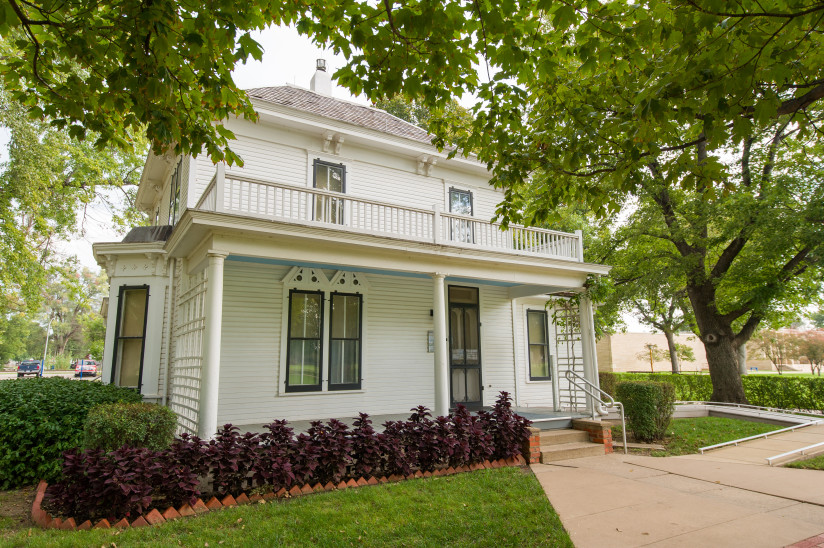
[31,456,526,530]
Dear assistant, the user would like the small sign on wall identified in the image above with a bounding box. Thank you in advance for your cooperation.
[427,330,435,353]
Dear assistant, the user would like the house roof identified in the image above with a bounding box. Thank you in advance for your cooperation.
[121,225,173,243]
[245,86,434,145]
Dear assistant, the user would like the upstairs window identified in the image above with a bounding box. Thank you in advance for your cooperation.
[313,159,345,224]
[328,293,362,391]
[168,159,182,225]
[448,187,474,243]
[527,310,551,380]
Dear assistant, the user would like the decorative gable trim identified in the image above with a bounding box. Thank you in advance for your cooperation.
[329,271,370,292]
[281,266,330,290]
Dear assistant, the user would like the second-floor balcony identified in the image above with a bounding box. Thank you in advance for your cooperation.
[195,170,584,262]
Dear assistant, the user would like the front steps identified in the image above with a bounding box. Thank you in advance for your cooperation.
[539,429,606,463]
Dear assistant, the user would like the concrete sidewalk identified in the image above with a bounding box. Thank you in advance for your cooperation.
[683,423,824,466]
[533,454,824,547]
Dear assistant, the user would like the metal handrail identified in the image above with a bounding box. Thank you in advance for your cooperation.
[564,370,627,454]
[699,419,824,454]
[678,401,823,419]
[766,441,824,466]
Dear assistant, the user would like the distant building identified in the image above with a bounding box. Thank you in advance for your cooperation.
[596,333,775,373]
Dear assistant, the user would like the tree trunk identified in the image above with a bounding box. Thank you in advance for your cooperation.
[687,285,748,403]
[704,335,748,403]
[738,344,748,376]
[664,330,680,374]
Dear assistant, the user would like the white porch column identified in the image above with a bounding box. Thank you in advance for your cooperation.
[578,295,600,416]
[198,252,227,438]
[432,273,449,416]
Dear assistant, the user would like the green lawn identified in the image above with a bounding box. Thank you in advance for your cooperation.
[785,454,824,470]
[0,467,572,548]
[613,417,782,456]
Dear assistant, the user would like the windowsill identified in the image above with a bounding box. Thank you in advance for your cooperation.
[278,389,366,397]
[525,378,552,384]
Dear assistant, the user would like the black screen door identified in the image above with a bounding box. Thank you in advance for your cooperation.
[448,286,482,409]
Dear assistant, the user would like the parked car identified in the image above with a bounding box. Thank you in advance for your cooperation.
[74,359,98,377]
[17,360,43,378]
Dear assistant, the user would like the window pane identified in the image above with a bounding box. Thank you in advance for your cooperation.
[288,340,321,385]
[117,338,143,387]
[527,311,547,345]
[450,307,465,363]
[464,308,479,365]
[529,345,550,378]
[120,289,147,337]
[315,163,343,192]
[330,340,359,385]
[290,293,321,338]
[449,189,472,215]
[331,295,360,339]
[449,286,478,304]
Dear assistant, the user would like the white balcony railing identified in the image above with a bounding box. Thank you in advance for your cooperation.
[195,171,583,262]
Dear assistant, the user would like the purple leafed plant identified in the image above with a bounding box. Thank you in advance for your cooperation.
[44,392,531,521]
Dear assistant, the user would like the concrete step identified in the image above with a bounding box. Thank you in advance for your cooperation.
[541,441,605,463]
[540,429,590,445]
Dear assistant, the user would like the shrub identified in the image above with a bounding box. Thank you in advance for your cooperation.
[305,419,352,484]
[349,414,382,479]
[598,372,617,397]
[479,391,532,460]
[615,381,676,442]
[83,402,177,451]
[43,447,199,523]
[0,377,142,488]
[205,425,260,495]
[602,372,824,412]
[45,392,532,521]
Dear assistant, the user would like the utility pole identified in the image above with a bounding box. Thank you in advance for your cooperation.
[41,315,54,377]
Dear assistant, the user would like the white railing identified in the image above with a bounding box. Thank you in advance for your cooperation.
[197,172,583,261]
[564,369,627,454]
[195,175,217,211]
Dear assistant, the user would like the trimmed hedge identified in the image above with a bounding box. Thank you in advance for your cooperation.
[600,372,824,412]
[0,377,142,488]
[615,381,676,442]
[84,403,178,452]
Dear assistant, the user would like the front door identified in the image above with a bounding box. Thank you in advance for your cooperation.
[448,286,483,409]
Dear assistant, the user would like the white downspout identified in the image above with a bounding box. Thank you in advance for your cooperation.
[510,299,520,407]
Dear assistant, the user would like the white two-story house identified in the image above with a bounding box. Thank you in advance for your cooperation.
[93,62,610,438]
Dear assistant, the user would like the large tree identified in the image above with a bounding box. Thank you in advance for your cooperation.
[0,2,291,163]
[290,0,824,402]
[0,87,145,311]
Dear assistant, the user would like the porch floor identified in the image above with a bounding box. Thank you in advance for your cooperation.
[239,407,588,434]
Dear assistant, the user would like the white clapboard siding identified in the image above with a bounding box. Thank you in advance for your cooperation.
[195,154,219,203]
[216,261,284,425]
[478,285,516,406]
[347,160,443,212]
[216,265,438,425]
[178,156,190,218]
[222,134,307,188]
[513,297,558,408]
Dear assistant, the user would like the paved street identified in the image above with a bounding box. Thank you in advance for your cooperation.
[0,370,98,380]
